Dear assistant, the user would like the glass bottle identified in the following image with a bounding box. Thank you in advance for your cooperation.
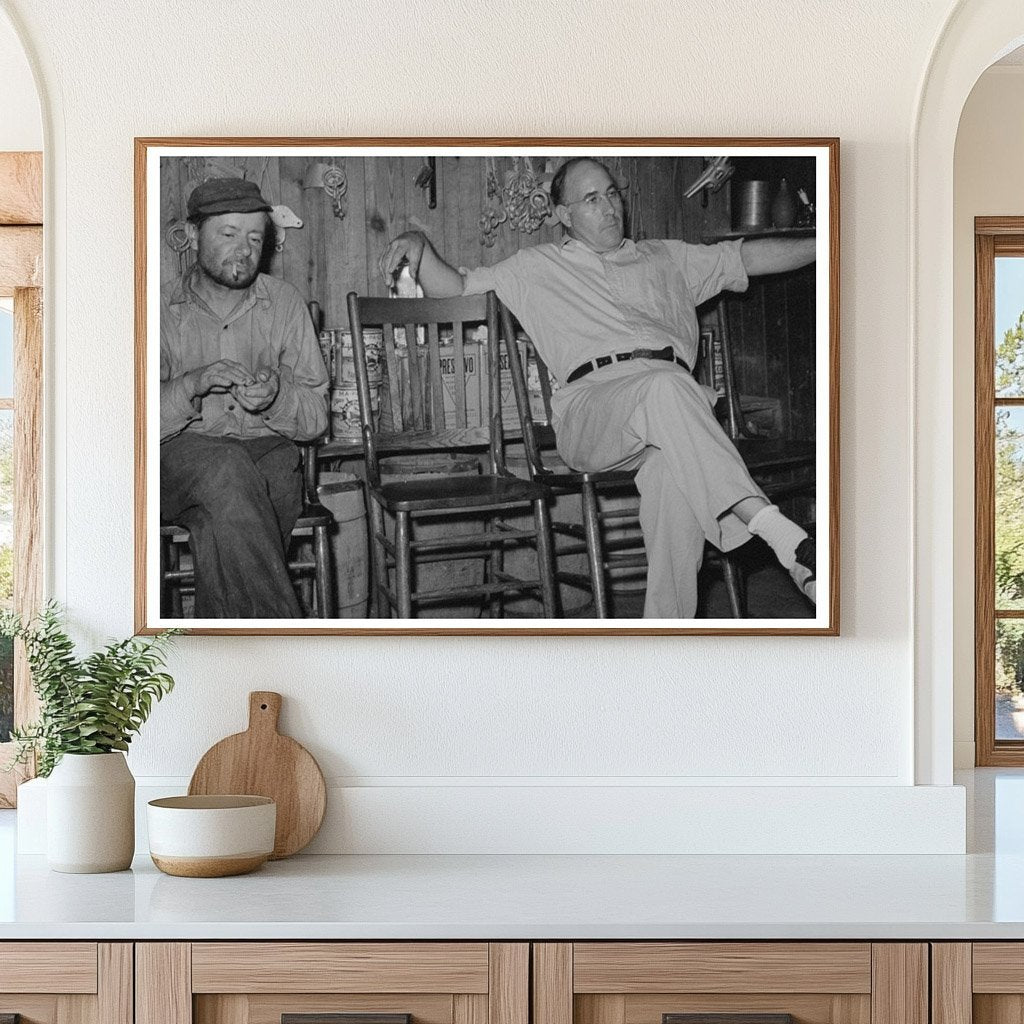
[771,178,798,229]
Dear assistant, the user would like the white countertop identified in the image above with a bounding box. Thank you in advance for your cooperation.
[1,769,1022,941]
[0,849,1021,941]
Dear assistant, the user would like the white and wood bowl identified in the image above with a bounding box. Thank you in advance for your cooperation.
[147,795,276,877]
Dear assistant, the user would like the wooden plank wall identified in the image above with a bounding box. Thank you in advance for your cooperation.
[157,153,813,440]
[157,155,725,327]
[725,267,816,441]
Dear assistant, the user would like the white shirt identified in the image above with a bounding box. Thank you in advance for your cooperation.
[461,236,748,385]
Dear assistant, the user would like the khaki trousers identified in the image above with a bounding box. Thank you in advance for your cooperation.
[550,359,765,618]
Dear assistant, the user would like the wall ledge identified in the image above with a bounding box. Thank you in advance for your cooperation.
[17,778,966,856]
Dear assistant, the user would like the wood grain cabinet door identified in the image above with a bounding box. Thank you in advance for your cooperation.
[924,943,1024,1024]
[0,942,132,1024]
[943,942,1024,1024]
[532,944,928,1024]
[136,943,528,1024]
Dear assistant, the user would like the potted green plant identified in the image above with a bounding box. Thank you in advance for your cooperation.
[2,602,179,873]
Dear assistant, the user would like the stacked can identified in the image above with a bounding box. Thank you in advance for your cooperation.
[319,328,384,440]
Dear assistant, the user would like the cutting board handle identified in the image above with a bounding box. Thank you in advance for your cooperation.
[248,691,282,734]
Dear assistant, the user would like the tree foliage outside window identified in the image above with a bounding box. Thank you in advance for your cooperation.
[996,311,1024,694]
[0,415,13,604]
[0,412,11,741]
[0,298,24,751]
[997,621,1024,694]
[0,635,11,742]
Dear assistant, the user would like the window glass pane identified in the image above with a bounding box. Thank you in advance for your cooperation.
[0,305,12,399]
[997,407,1024,609]
[996,256,1024,397]
[0,407,11,742]
[997,620,1024,739]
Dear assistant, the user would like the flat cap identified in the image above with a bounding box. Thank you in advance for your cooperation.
[187,177,272,219]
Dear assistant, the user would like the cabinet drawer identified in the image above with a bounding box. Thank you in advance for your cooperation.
[0,942,98,993]
[939,942,1024,1024]
[139,942,528,1024]
[534,943,925,1024]
[572,944,872,994]
[191,943,490,993]
[973,944,1024,992]
[0,943,130,1024]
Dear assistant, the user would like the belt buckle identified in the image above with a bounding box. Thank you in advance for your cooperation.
[631,347,654,360]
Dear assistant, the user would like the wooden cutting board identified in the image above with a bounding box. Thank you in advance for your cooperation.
[188,691,326,859]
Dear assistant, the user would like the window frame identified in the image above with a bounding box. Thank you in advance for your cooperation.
[0,152,43,807]
[974,217,1024,765]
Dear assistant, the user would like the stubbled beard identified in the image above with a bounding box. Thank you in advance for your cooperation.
[198,251,259,290]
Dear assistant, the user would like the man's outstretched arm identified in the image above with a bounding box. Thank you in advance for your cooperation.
[740,236,816,277]
[379,231,465,297]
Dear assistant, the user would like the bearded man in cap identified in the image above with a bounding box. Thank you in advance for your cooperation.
[160,177,328,618]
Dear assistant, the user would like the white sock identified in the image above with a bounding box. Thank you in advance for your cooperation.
[746,504,807,569]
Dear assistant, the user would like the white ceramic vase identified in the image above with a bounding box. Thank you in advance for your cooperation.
[46,752,135,873]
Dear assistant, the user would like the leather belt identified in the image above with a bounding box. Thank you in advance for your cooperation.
[565,345,690,385]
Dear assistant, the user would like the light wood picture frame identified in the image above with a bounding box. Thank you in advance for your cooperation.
[135,138,839,636]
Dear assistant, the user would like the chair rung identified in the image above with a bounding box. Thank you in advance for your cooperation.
[413,578,544,603]
[375,533,397,556]
[379,537,551,571]
[605,545,646,558]
[552,522,587,540]
[399,499,544,516]
[381,547,502,569]
[605,553,647,569]
[555,570,595,590]
[600,508,640,522]
[602,537,644,553]
[409,530,539,553]
[554,541,588,558]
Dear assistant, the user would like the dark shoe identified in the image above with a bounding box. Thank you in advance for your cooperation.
[790,537,816,604]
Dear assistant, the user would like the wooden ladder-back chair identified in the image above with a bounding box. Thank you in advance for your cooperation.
[345,289,558,619]
[499,303,747,619]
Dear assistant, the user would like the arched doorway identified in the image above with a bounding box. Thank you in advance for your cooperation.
[914,2,1024,785]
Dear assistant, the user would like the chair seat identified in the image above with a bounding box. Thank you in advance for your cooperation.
[377,473,548,513]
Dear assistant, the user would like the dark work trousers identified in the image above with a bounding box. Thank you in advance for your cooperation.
[161,432,304,618]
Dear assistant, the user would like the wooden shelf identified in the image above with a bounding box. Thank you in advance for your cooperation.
[702,226,816,242]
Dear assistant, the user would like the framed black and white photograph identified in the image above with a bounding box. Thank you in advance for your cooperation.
[135,138,838,635]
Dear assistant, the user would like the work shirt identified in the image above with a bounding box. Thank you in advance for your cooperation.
[160,267,328,443]
[461,236,748,385]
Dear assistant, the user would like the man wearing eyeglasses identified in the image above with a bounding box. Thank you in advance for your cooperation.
[380,156,817,619]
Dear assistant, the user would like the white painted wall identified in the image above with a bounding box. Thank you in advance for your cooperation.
[952,65,1024,768]
[0,0,985,852]
[0,10,39,152]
